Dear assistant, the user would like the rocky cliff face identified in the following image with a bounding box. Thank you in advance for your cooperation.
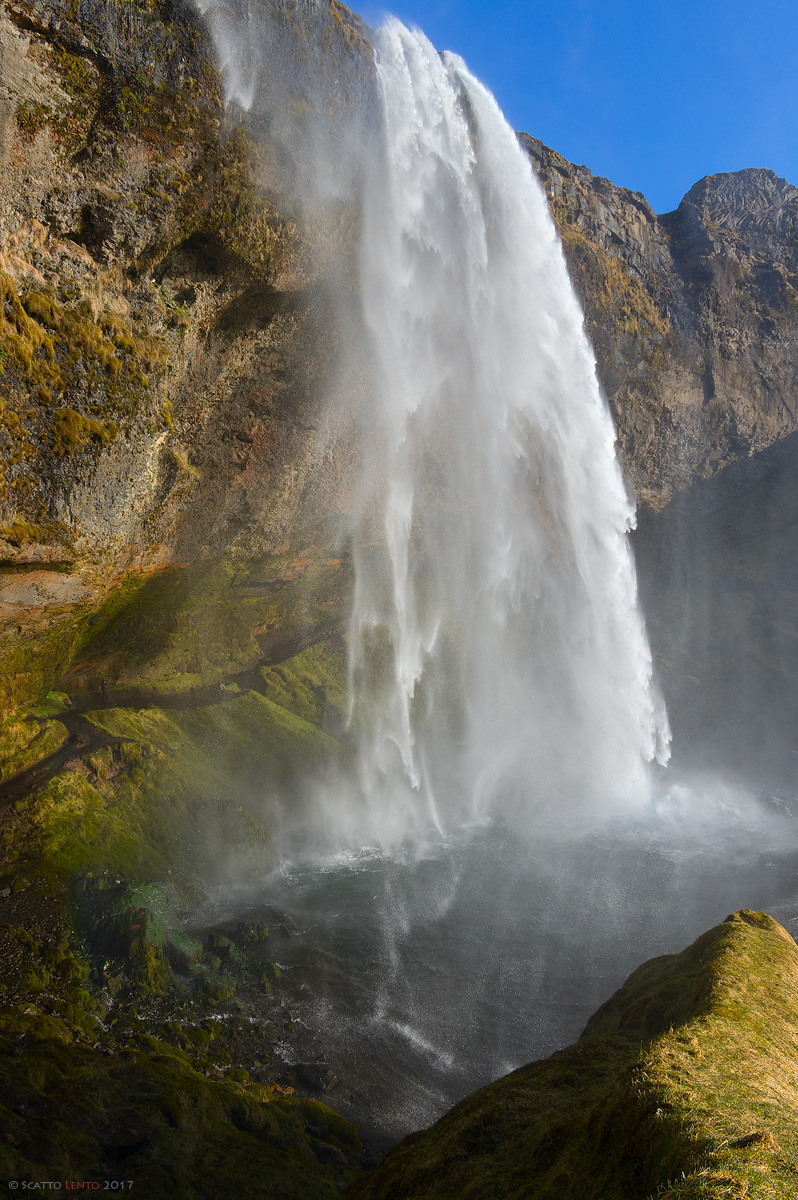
[0,14,372,1188]
[0,0,368,715]
[523,135,798,508]
[0,3,796,1192]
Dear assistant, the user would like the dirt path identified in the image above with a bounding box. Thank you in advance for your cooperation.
[0,711,122,808]
[0,620,345,809]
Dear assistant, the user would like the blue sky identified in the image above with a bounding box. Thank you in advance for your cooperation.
[360,0,797,213]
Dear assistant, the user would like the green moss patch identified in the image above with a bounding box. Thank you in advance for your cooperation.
[0,713,67,779]
[0,273,160,408]
[28,39,105,154]
[349,912,798,1200]
[64,566,258,690]
[3,765,169,884]
[258,640,348,736]
[0,270,164,515]
[0,1004,363,1196]
[64,553,351,693]
[51,406,118,455]
[0,609,93,726]
[0,664,339,892]
[28,689,73,718]
[15,99,52,142]
[0,717,274,892]
[0,519,50,547]
[86,685,341,807]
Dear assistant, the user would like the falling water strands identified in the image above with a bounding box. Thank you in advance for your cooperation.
[340,21,670,847]
[195,4,671,853]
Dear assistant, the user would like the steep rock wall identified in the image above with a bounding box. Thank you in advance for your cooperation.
[0,0,368,714]
[524,135,798,508]
[1,0,796,722]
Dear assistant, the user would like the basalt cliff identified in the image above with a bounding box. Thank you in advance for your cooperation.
[0,0,796,1195]
[524,136,798,508]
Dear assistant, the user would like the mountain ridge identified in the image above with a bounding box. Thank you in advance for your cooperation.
[522,134,798,508]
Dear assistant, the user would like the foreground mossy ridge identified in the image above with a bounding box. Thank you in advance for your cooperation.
[347,910,798,1200]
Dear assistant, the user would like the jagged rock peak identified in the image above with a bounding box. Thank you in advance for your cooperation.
[520,130,798,508]
[671,167,798,270]
[521,133,657,222]
[681,166,798,223]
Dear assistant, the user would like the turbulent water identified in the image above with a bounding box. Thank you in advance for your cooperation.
[194,781,798,1143]
[192,0,797,1148]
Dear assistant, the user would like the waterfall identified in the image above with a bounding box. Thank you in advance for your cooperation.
[186,10,798,1147]
[195,4,670,852]
[341,22,669,847]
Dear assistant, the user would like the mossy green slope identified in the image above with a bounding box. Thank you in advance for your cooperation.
[2,639,346,892]
[347,911,798,1200]
[0,998,363,1198]
[0,638,362,1195]
[0,709,67,780]
[1,700,270,891]
[60,554,351,696]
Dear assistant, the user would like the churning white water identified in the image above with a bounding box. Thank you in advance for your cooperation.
[340,22,669,848]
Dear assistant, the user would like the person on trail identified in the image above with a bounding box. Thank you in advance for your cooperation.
[101,680,109,703]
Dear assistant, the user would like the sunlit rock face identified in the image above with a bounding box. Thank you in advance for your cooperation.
[0,0,368,712]
[525,136,798,509]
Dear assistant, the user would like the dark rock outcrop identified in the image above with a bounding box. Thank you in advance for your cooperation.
[524,135,798,508]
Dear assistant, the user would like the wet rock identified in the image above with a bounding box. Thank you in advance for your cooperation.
[313,1140,348,1165]
[166,929,203,971]
[294,1061,339,1093]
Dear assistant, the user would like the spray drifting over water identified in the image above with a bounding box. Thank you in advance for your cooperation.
[196,5,670,851]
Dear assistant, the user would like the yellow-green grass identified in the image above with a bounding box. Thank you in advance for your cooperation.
[347,911,798,1200]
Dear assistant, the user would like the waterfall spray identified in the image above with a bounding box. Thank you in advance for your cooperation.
[195,2,670,853]
[341,22,670,848]
[187,5,798,1146]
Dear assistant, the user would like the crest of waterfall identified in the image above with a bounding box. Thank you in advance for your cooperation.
[195,5,670,852]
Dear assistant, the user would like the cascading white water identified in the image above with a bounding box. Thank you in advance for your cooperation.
[193,4,669,851]
[189,6,798,1146]
[339,21,669,849]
